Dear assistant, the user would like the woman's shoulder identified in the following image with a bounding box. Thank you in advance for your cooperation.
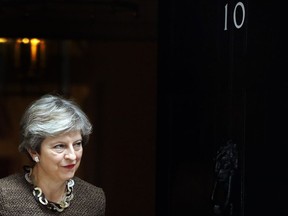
[70,177,106,215]
[0,172,30,197]
[0,173,33,206]
[73,176,104,195]
[0,173,25,187]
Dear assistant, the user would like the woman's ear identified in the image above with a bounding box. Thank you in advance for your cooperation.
[27,149,38,161]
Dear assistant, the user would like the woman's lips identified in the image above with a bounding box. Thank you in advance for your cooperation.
[64,164,75,169]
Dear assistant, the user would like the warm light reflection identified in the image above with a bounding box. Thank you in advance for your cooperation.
[21,38,30,44]
[16,38,42,45]
[0,38,7,43]
[39,40,46,69]
[13,37,46,73]
[30,39,40,72]
[14,42,20,68]
[30,38,40,45]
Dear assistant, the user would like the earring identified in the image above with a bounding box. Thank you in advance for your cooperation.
[34,156,39,163]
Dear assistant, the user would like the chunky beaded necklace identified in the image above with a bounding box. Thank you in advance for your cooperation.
[24,166,74,212]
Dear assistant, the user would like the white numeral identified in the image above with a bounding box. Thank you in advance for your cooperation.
[224,2,245,31]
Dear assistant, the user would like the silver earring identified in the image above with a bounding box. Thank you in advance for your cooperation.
[34,156,39,163]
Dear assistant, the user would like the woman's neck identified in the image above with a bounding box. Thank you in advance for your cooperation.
[31,165,66,203]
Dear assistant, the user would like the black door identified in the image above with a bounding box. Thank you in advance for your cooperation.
[157,1,287,215]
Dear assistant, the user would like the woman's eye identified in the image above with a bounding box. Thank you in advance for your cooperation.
[74,142,82,149]
[54,144,65,150]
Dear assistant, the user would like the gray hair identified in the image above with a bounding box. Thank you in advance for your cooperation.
[19,94,92,153]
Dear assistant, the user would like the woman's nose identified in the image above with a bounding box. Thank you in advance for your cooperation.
[65,147,76,160]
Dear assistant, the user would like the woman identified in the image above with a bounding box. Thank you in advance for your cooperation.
[0,94,105,215]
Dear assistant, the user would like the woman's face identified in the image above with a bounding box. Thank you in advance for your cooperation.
[36,130,83,182]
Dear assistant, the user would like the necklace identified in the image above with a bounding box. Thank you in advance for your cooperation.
[24,166,74,212]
